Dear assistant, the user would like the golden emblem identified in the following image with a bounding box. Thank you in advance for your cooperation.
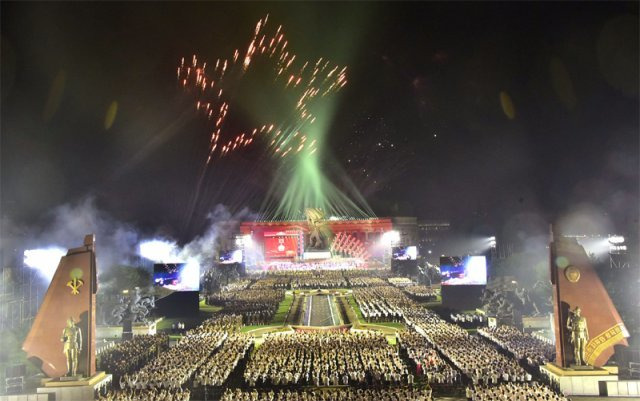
[565,265,581,283]
[66,277,84,295]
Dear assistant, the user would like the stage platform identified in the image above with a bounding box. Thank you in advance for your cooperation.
[0,395,49,401]
[36,371,111,401]
[604,380,640,397]
[540,363,619,396]
[97,317,161,339]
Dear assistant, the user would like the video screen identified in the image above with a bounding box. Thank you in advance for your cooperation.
[264,231,299,260]
[440,255,487,285]
[220,249,243,264]
[153,263,200,291]
[392,246,417,260]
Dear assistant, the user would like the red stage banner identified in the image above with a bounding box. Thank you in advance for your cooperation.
[264,231,299,260]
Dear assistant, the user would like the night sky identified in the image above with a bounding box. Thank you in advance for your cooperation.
[1,2,638,242]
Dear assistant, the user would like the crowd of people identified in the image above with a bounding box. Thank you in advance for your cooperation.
[348,276,388,287]
[353,287,415,322]
[353,289,403,322]
[207,288,285,325]
[398,330,460,384]
[98,387,190,401]
[403,285,438,301]
[247,270,394,290]
[408,310,531,384]
[193,333,252,387]
[478,325,555,366]
[256,259,367,271]
[249,276,291,289]
[388,277,413,287]
[105,315,242,401]
[468,382,569,401]
[222,387,433,401]
[291,275,348,289]
[118,331,227,391]
[94,270,571,400]
[97,334,169,379]
[243,331,408,387]
[220,279,252,292]
[450,312,486,328]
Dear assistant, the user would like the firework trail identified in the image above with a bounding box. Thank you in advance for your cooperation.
[177,15,348,230]
[177,15,347,166]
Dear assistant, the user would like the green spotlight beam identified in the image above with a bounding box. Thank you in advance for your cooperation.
[260,100,375,221]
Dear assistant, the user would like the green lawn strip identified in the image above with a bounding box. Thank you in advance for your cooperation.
[199,299,223,314]
[423,300,442,308]
[270,292,294,325]
[240,325,281,333]
[328,295,343,325]
[346,295,364,322]
[156,316,205,331]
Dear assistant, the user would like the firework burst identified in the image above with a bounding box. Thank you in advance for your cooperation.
[177,15,347,166]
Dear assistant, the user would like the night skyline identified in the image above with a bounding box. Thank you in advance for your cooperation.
[1,2,638,243]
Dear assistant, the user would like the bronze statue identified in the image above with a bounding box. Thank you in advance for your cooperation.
[61,317,82,376]
[305,208,331,249]
[566,306,589,366]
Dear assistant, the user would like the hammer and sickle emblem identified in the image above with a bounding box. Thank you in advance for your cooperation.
[66,277,84,295]
[564,265,581,283]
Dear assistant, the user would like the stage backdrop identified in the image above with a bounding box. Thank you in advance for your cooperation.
[264,231,300,260]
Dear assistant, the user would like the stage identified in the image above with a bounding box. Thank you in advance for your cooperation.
[240,217,394,271]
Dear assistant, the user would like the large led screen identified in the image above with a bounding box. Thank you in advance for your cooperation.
[440,255,487,285]
[392,246,418,260]
[153,262,200,291]
[220,250,243,264]
[264,231,299,260]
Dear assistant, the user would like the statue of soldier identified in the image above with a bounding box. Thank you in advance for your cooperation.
[566,306,589,366]
[60,317,82,377]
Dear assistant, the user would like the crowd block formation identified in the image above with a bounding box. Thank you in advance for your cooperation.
[97,270,570,401]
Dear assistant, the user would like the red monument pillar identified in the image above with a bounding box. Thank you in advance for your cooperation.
[549,233,629,367]
[23,235,98,378]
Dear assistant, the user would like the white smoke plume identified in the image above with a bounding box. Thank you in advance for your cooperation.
[13,197,255,282]
[178,204,255,268]
[22,197,140,278]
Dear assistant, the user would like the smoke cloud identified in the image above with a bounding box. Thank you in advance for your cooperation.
[10,197,255,283]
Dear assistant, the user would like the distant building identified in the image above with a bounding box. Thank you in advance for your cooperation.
[418,220,451,262]
[391,217,418,248]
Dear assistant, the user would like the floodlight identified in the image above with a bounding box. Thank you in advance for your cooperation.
[24,247,66,281]
[608,235,625,244]
[139,239,178,262]
[382,230,400,245]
